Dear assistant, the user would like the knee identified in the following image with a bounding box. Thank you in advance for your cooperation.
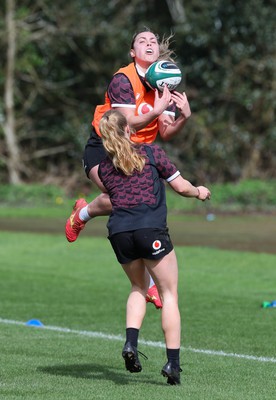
[160,289,178,305]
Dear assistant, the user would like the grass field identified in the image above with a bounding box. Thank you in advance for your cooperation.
[0,230,276,399]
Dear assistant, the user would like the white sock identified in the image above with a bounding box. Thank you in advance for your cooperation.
[149,275,155,288]
[79,205,92,222]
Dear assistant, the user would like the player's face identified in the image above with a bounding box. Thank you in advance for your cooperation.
[131,32,160,68]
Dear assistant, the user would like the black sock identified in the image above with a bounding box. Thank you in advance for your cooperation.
[166,348,180,368]
[125,328,139,348]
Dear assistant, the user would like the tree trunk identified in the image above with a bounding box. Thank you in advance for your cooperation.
[166,0,186,24]
[3,0,22,184]
[241,141,262,179]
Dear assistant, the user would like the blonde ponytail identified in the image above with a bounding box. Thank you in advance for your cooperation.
[99,110,146,175]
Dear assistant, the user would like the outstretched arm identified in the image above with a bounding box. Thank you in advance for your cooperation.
[169,175,211,201]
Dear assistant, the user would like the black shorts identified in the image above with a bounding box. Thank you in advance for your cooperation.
[83,128,106,177]
[108,228,174,264]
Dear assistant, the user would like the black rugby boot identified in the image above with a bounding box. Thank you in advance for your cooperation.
[161,361,182,385]
[122,342,142,373]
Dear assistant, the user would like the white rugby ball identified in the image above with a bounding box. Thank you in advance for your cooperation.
[145,60,182,92]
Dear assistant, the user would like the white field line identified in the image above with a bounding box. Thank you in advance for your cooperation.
[1,317,276,364]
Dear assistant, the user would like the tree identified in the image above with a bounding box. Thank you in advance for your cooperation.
[171,0,276,182]
[0,0,275,186]
[165,0,186,25]
[2,0,21,183]
[0,0,102,183]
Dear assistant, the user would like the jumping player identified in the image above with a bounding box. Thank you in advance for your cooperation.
[65,28,191,309]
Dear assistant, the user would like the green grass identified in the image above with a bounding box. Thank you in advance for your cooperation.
[0,178,276,218]
[0,231,276,399]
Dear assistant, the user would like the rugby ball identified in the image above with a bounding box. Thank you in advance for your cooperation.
[145,61,182,92]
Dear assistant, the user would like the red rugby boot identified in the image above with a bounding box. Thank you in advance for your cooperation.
[65,198,88,242]
[146,284,162,309]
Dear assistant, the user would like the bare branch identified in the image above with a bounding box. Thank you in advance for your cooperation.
[23,145,72,161]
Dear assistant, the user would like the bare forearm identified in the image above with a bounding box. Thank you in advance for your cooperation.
[159,114,189,141]
[160,91,191,141]
[126,110,158,131]
[175,179,199,198]
[170,176,211,201]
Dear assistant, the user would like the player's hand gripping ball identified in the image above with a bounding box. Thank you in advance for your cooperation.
[145,60,182,92]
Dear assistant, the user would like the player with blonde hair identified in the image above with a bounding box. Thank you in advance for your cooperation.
[96,109,211,385]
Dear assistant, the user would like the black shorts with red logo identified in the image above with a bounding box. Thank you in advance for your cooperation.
[108,228,174,264]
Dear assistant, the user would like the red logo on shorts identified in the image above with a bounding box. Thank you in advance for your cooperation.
[152,240,161,250]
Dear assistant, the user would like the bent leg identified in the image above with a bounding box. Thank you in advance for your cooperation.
[65,165,111,242]
[87,165,112,217]
[87,192,112,217]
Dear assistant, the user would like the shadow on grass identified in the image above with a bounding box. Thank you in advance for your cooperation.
[38,363,167,386]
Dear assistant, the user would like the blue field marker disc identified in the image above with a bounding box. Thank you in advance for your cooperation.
[25,319,44,327]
